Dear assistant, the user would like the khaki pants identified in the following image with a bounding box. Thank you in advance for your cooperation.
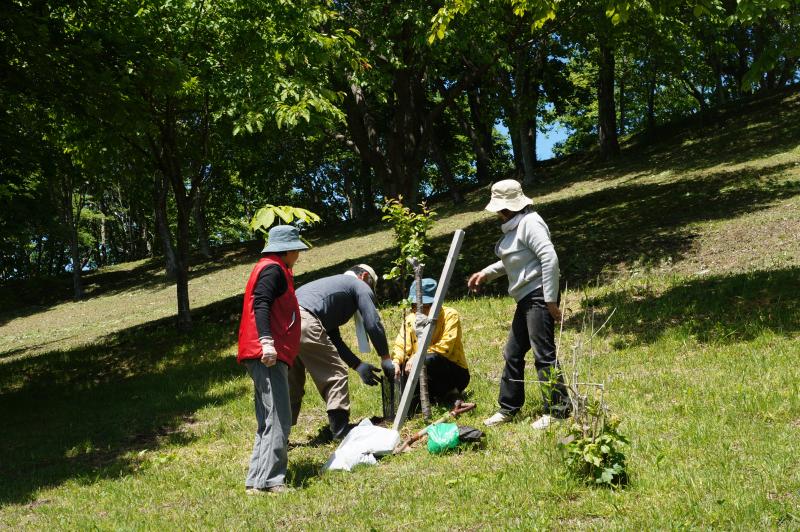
[288,308,350,424]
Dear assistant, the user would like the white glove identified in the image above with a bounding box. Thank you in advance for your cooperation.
[259,337,277,367]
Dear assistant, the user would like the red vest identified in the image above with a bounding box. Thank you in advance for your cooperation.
[237,256,301,366]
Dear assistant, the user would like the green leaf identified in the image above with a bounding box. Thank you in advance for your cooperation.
[250,208,275,232]
[273,206,293,223]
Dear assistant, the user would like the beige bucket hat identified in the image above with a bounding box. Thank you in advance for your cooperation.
[357,263,378,288]
[484,179,534,212]
[345,263,379,288]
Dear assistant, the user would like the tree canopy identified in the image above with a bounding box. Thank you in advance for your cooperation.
[1,0,797,328]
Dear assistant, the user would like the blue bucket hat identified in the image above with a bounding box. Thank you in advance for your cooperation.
[408,278,437,305]
[262,225,309,253]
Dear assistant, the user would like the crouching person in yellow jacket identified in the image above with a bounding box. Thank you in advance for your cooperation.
[392,278,470,401]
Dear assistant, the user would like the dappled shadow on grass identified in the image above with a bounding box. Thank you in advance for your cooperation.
[566,89,797,172]
[0,241,264,328]
[549,162,799,283]
[527,89,800,201]
[285,457,326,488]
[3,90,798,330]
[0,302,245,505]
[0,250,409,505]
[419,160,800,300]
[572,267,800,347]
[628,89,800,174]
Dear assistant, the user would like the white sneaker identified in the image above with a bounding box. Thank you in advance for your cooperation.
[531,415,553,430]
[484,412,512,426]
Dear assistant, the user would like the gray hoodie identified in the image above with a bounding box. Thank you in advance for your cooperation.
[480,210,560,303]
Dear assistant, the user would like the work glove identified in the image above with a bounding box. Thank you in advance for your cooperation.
[355,361,381,386]
[380,358,395,381]
[259,336,277,367]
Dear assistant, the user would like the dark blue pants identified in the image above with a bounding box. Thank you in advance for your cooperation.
[498,288,571,418]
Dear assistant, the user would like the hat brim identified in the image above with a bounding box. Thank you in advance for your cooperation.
[408,295,435,305]
[262,241,309,253]
[485,196,533,212]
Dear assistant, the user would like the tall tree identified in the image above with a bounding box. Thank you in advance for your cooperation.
[336,1,499,205]
[25,0,358,330]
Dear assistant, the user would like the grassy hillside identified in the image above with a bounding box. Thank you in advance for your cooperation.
[1,89,799,529]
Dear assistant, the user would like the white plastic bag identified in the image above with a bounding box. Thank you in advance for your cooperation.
[323,419,400,472]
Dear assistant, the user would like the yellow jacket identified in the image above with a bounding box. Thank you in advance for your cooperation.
[392,306,467,369]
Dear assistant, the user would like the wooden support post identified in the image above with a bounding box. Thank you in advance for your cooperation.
[408,257,431,420]
[392,229,465,431]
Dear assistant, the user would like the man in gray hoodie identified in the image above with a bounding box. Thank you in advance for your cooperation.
[290,264,394,439]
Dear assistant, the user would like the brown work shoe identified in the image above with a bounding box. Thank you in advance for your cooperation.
[246,484,292,495]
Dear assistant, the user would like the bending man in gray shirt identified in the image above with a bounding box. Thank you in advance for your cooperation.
[289,264,394,440]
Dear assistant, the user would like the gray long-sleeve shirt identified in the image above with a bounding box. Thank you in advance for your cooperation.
[296,274,389,367]
[481,210,560,303]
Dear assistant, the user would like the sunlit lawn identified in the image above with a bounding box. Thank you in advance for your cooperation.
[1,90,799,529]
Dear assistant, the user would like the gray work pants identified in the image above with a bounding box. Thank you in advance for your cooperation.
[243,359,291,489]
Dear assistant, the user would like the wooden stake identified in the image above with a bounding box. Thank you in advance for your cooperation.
[408,257,431,420]
[392,230,465,431]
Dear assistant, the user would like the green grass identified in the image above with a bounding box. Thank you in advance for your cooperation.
[1,89,799,529]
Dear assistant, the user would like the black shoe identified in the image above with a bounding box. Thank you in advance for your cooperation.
[327,409,353,440]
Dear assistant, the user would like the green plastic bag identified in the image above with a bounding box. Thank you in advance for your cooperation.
[427,423,460,454]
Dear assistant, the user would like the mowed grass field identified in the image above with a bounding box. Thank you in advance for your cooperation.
[1,90,799,529]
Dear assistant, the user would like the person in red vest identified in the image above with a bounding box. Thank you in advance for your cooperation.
[237,224,308,495]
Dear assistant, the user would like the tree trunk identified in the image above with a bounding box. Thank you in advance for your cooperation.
[34,237,44,276]
[413,261,431,421]
[360,160,376,217]
[55,240,65,277]
[777,58,798,87]
[341,25,486,205]
[174,202,192,333]
[457,110,492,184]
[65,187,84,300]
[500,70,525,180]
[733,24,749,97]
[618,69,626,136]
[710,53,727,106]
[141,217,151,257]
[193,186,212,260]
[597,41,620,160]
[508,120,523,179]
[343,169,356,220]
[343,81,391,205]
[70,229,83,300]
[99,208,107,267]
[386,65,424,205]
[519,118,536,185]
[646,59,657,135]
[44,233,55,276]
[467,89,494,183]
[430,135,463,203]
[161,145,194,332]
[153,173,178,279]
[517,53,538,185]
